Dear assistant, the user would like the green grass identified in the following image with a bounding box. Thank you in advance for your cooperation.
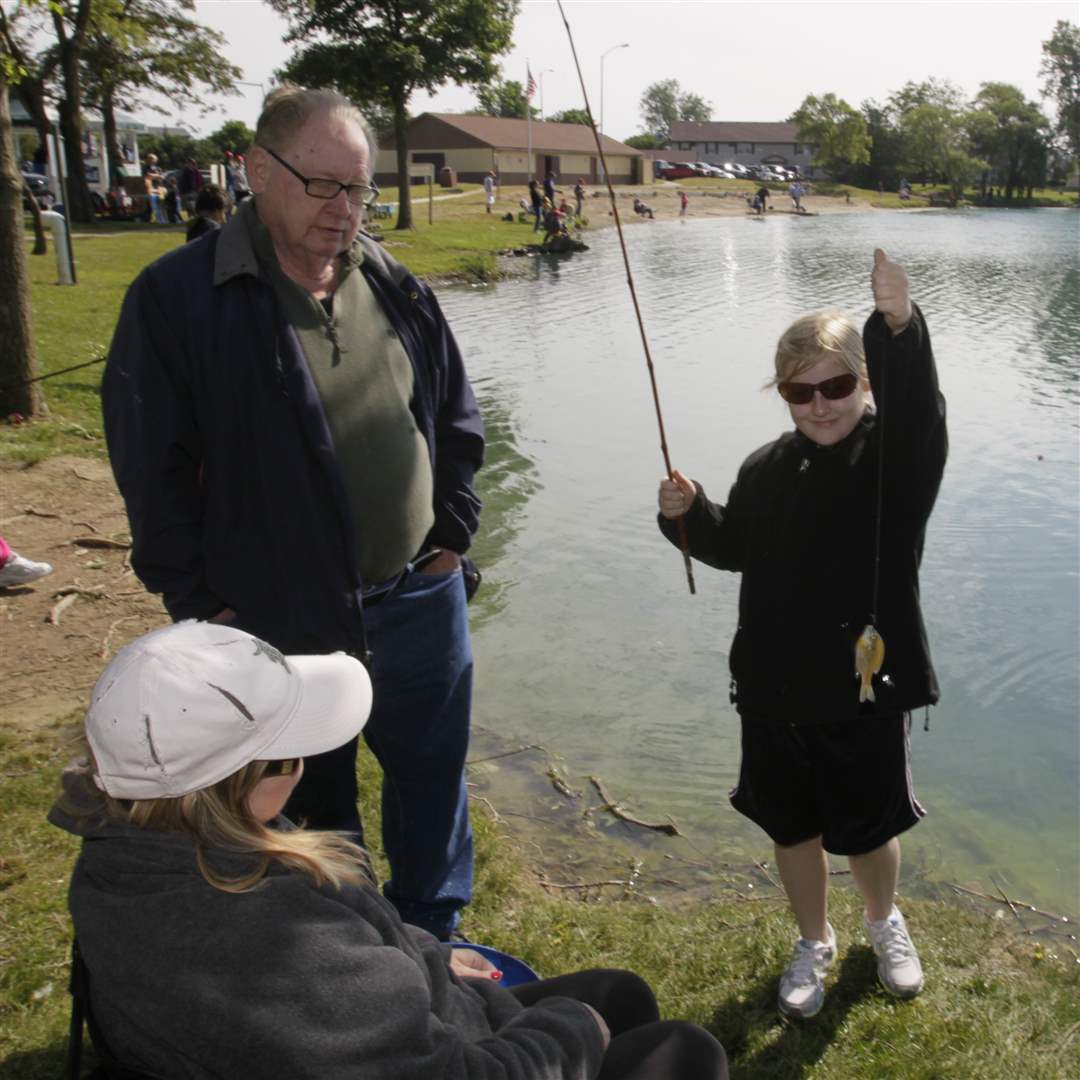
[811,181,1079,209]
[1,722,1077,1078]
[6,226,185,464]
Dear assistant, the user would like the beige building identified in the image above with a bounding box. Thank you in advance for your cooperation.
[668,120,819,177]
[375,113,645,186]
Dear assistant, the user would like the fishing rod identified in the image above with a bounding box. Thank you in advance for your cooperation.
[554,0,696,595]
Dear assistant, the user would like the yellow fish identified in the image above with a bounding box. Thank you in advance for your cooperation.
[854,624,885,703]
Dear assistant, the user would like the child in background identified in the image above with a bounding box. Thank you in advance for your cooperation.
[657,250,946,1020]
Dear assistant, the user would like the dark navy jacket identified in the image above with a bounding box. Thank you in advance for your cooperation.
[103,220,484,656]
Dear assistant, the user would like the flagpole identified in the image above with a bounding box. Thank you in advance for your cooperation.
[526,59,533,179]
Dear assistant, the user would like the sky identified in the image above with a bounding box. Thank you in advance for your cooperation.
[164,0,1074,140]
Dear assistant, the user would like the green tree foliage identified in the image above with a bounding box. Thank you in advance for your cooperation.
[271,0,519,230]
[639,79,712,143]
[848,99,906,189]
[1040,19,1080,161]
[81,0,240,187]
[967,82,1051,199]
[622,133,659,149]
[199,120,255,160]
[889,76,967,116]
[898,102,983,194]
[548,108,591,126]
[136,130,198,169]
[789,92,870,177]
[472,76,535,119]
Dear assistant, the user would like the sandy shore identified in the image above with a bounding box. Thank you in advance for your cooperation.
[581,181,866,224]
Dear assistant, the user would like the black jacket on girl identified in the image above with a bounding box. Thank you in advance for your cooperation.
[659,306,947,722]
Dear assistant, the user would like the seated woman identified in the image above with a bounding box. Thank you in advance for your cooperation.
[632,197,654,219]
[52,622,728,1080]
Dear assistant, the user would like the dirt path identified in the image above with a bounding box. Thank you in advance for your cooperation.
[0,456,167,733]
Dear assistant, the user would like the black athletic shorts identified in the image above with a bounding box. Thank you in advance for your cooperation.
[729,710,925,856]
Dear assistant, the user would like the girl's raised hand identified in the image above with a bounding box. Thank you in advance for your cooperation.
[658,469,697,519]
[871,248,913,335]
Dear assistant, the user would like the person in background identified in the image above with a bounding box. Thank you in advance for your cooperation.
[163,174,182,224]
[529,178,544,231]
[178,158,204,217]
[679,190,689,217]
[0,536,53,588]
[657,251,945,1021]
[104,84,484,942]
[185,185,228,242]
[754,184,770,214]
[483,170,497,214]
[52,621,730,1079]
[142,153,166,223]
[574,177,586,218]
[543,169,557,204]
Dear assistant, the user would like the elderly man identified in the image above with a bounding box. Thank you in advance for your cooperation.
[103,85,484,940]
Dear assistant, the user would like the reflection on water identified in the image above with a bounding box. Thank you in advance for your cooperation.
[447,208,1080,914]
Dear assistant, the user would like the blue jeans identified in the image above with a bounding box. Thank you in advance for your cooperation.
[288,567,474,938]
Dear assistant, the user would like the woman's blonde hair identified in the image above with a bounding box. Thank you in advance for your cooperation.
[66,758,373,894]
[770,310,866,387]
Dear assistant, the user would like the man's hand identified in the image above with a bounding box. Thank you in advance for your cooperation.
[448,948,501,981]
[658,470,697,520]
[871,248,912,335]
[419,549,462,575]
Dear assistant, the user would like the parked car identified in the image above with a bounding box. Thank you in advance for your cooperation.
[659,163,698,180]
[652,159,672,177]
[21,172,55,210]
[725,163,751,179]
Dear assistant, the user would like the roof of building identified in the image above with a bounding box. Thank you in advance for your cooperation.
[669,121,804,144]
[387,112,642,156]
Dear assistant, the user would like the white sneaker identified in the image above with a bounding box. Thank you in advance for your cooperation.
[0,552,54,588]
[865,906,924,998]
[778,924,836,1019]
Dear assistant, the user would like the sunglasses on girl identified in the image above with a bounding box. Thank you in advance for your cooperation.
[262,758,300,777]
[777,372,858,405]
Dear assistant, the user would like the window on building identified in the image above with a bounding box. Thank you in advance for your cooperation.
[794,143,802,156]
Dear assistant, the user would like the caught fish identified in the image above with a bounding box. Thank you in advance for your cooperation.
[854,624,885,703]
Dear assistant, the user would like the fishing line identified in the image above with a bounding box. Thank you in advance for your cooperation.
[870,341,886,625]
[554,0,696,595]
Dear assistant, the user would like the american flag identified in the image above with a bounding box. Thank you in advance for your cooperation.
[525,65,537,100]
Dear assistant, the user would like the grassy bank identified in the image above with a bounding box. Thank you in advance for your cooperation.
[1,720,1077,1079]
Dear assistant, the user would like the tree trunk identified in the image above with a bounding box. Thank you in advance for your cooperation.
[102,86,122,191]
[53,3,95,224]
[23,179,47,255]
[0,75,44,419]
[393,94,412,230]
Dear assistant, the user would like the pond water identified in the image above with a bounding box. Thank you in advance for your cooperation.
[441,207,1080,916]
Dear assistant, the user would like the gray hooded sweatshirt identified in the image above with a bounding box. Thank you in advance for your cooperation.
[49,783,604,1079]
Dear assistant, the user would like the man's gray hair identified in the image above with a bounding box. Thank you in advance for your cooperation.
[254,84,377,159]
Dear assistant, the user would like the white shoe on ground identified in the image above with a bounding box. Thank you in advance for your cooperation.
[0,552,53,587]
[865,906,924,998]
[778,923,836,1019]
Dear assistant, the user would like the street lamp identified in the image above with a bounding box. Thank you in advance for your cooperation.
[599,43,629,182]
[538,68,554,122]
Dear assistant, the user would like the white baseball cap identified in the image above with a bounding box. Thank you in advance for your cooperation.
[85,621,372,800]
